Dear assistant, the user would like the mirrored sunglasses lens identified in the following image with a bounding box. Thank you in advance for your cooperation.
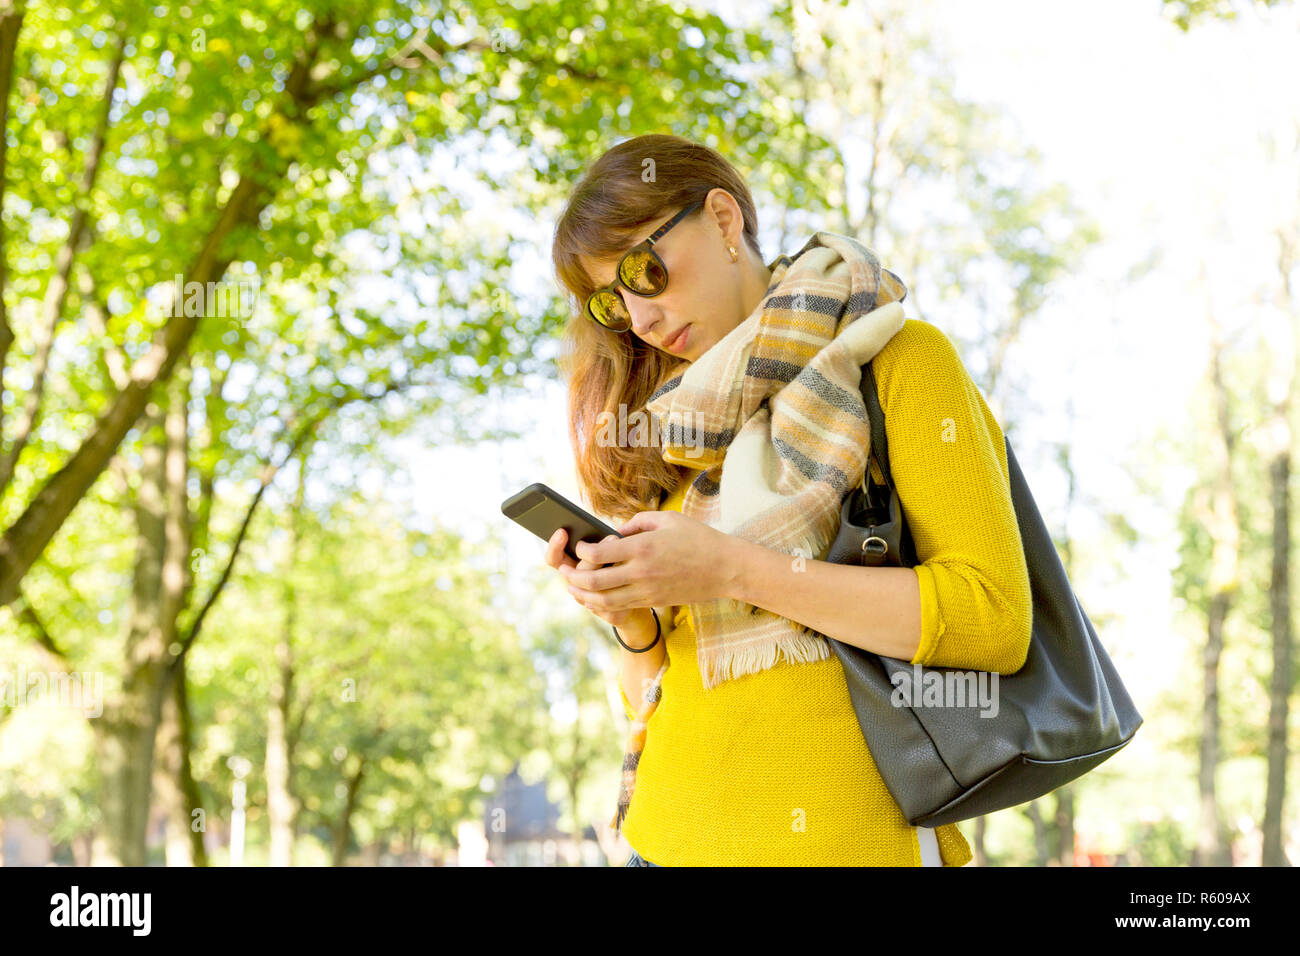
[619,251,666,294]
[589,291,630,329]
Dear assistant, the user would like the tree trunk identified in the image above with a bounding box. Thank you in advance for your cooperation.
[1262,439,1292,866]
[1193,301,1240,868]
[92,365,193,866]
[92,678,169,866]
[267,464,305,866]
[566,769,583,867]
[265,641,296,865]
[1055,784,1076,867]
[0,5,27,439]
[1195,592,1232,867]
[1024,799,1049,866]
[153,655,206,865]
[331,756,367,867]
[1263,226,1295,867]
[154,668,193,866]
[72,831,92,866]
[156,362,196,865]
[92,403,169,865]
[172,655,209,866]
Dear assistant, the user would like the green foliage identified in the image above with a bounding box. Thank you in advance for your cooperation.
[1161,0,1290,31]
[1124,817,1190,866]
[529,616,623,837]
[187,481,544,856]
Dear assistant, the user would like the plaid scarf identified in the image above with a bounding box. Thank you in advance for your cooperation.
[610,231,908,833]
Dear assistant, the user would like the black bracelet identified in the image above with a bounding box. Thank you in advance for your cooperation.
[612,608,661,653]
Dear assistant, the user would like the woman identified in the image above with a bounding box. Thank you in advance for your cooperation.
[543,133,1032,866]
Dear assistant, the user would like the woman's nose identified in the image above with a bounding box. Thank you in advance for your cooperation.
[625,293,663,339]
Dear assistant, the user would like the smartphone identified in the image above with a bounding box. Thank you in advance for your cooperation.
[501,482,623,565]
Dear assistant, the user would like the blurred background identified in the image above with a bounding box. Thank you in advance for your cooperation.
[0,0,1296,866]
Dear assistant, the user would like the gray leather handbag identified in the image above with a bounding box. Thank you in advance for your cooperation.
[823,360,1143,827]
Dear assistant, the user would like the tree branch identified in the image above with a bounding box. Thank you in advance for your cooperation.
[0,21,343,609]
[189,359,228,576]
[0,3,26,459]
[15,588,70,665]
[288,693,312,756]
[0,25,127,496]
[169,376,413,669]
[306,29,488,104]
[77,260,131,390]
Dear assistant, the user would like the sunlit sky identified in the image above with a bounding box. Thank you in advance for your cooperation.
[361,0,1298,720]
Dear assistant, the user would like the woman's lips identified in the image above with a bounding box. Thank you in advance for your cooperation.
[665,325,690,353]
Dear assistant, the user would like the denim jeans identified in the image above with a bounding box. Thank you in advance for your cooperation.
[624,847,660,866]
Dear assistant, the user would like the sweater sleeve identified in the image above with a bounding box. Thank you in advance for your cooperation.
[872,320,1032,675]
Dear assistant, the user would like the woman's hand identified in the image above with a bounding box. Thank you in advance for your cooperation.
[545,527,658,637]
[555,511,742,614]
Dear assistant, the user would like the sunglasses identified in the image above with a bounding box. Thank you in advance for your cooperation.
[584,199,704,332]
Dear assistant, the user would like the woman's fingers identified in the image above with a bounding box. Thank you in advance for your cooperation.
[550,528,621,614]
[544,528,562,567]
[544,529,598,610]
[546,527,577,570]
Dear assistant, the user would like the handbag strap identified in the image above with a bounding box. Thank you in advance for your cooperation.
[860,360,917,566]
[861,361,894,489]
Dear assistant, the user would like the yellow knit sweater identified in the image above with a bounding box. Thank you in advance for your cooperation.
[617,317,1033,866]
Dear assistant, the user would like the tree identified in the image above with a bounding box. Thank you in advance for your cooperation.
[3,0,789,865]
[531,617,623,864]
[0,0,769,609]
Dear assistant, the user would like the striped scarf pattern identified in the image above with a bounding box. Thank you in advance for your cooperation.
[610,231,908,834]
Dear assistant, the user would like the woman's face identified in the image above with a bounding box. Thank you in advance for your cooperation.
[580,189,755,363]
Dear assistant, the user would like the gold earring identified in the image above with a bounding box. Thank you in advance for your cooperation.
[728,245,738,263]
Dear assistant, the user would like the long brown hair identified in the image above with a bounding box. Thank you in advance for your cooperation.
[551,134,763,523]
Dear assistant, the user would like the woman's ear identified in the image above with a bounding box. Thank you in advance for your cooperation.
[704,187,745,248]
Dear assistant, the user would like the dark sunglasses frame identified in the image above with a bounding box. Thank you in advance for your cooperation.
[584,199,705,332]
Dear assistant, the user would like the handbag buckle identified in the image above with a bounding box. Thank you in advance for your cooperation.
[861,533,889,565]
